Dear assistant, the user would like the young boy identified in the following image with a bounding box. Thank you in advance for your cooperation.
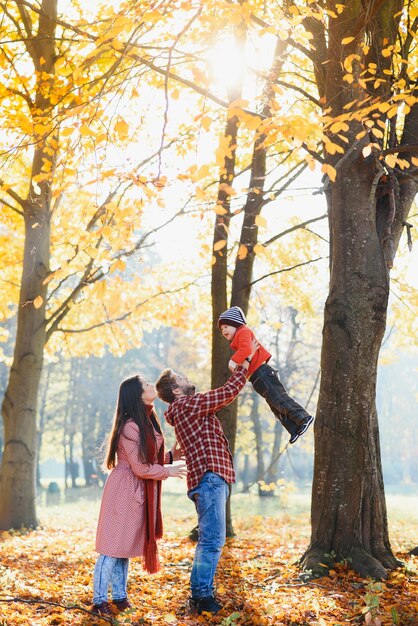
[218,306,314,444]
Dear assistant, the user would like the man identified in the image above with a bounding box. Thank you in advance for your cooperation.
[155,343,256,615]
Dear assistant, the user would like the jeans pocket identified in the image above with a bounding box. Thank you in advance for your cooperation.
[252,376,269,398]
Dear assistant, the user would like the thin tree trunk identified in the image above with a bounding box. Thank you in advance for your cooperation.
[251,394,271,496]
[211,24,247,537]
[265,420,283,488]
[36,364,51,488]
[242,454,251,492]
[213,36,289,535]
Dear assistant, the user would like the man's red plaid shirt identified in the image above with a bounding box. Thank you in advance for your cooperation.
[164,366,247,491]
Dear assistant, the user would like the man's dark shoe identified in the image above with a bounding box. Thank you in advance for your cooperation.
[192,595,222,614]
[297,415,314,437]
[92,601,115,620]
[289,432,299,444]
[113,597,132,612]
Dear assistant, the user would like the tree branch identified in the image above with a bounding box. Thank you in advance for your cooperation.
[262,214,327,248]
[57,279,201,334]
[249,257,325,287]
[0,182,28,210]
[381,143,418,156]
[0,597,112,624]
[0,196,24,216]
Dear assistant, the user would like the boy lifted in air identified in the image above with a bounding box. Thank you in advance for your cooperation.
[218,306,314,444]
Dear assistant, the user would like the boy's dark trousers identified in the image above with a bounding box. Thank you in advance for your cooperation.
[249,363,311,437]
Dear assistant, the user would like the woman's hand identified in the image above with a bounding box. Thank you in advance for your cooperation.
[167,462,187,479]
[171,440,185,462]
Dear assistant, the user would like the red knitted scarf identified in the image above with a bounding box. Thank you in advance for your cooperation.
[143,405,164,574]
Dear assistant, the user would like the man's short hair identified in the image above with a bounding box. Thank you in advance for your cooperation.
[156,369,177,404]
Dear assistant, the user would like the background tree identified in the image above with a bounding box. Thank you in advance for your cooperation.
[0,0,197,530]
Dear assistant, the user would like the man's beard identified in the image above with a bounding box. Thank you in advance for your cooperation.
[181,383,196,396]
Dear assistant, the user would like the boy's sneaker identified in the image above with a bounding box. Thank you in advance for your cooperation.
[92,601,115,620]
[297,415,314,437]
[192,595,222,614]
[289,432,299,444]
[113,598,132,612]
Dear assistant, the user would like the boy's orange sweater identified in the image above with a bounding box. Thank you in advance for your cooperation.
[230,325,271,376]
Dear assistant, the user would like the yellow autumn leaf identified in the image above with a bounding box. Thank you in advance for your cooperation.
[255,215,267,228]
[33,296,43,309]
[201,116,212,131]
[253,244,267,256]
[20,115,33,134]
[385,154,397,168]
[79,125,95,136]
[237,244,248,260]
[109,259,126,273]
[197,164,210,179]
[112,39,124,50]
[342,36,355,45]
[321,163,337,182]
[101,225,113,237]
[214,239,227,252]
[61,126,75,137]
[163,614,177,624]
[86,247,98,259]
[195,187,206,200]
[371,128,384,139]
[115,118,129,140]
[219,182,235,196]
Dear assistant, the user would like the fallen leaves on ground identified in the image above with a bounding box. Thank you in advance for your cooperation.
[0,508,417,625]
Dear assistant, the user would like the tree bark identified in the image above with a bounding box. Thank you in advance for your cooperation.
[301,0,417,579]
[0,0,57,529]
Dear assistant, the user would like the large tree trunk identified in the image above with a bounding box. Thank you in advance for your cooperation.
[302,155,398,579]
[0,0,57,529]
[301,0,417,579]
[0,202,51,528]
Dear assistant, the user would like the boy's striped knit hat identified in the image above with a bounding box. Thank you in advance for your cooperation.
[218,306,247,329]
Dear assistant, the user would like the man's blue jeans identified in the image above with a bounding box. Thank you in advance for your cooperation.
[93,555,129,605]
[188,471,229,599]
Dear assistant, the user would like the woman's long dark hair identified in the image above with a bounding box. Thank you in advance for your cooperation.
[104,375,162,470]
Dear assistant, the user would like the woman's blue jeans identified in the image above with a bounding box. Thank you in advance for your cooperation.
[93,555,129,605]
[188,471,229,599]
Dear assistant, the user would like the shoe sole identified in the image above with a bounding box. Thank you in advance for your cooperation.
[297,416,314,436]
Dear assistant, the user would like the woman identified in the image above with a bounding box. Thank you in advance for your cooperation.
[91,375,186,619]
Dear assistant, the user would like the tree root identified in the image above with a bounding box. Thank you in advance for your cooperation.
[300,545,395,581]
[350,547,388,580]
[299,547,334,580]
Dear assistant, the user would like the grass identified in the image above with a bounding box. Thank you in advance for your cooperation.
[37,482,418,534]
